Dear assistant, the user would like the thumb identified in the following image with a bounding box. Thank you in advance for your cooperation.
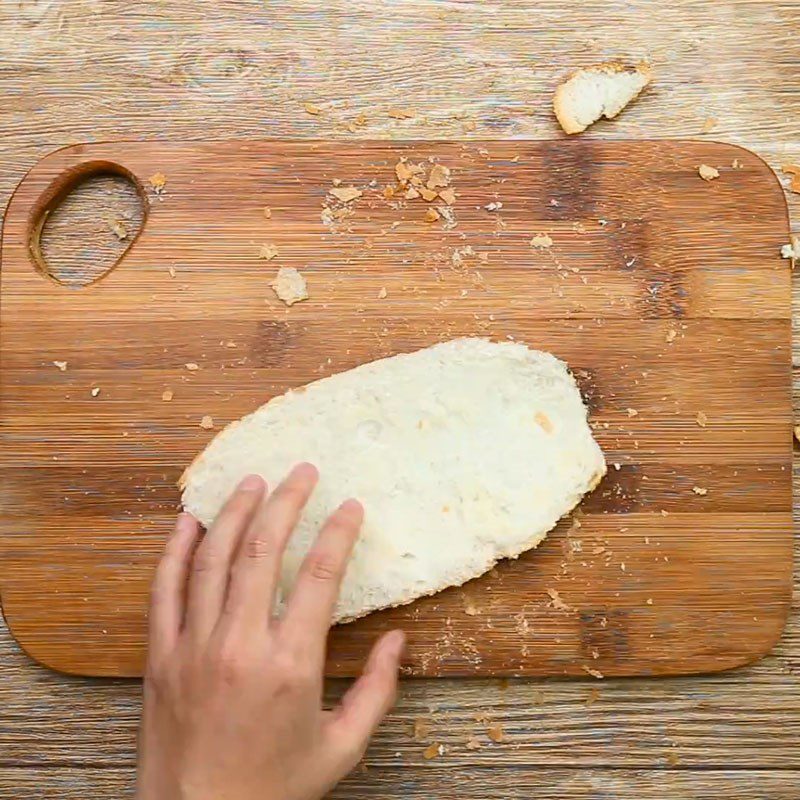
[326,629,405,762]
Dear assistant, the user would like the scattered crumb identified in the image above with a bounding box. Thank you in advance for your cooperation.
[199,415,214,430]
[161,390,173,402]
[90,387,100,398]
[271,267,309,306]
[794,425,800,443]
[438,188,456,205]
[388,107,416,120]
[486,724,504,743]
[696,411,708,427]
[781,237,799,267]
[185,362,200,371]
[698,164,719,181]
[732,158,744,169]
[167,265,176,279]
[149,173,167,194]
[581,665,604,679]
[53,360,68,371]
[426,164,451,189]
[665,329,677,343]
[484,201,503,212]
[413,718,430,741]
[546,588,572,612]
[377,287,388,299]
[258,244,279,260]
[781,164,800,194]
[661,509,669,517]
[586,688,600,706]
[304,102,322,115]
[405,187,421,200]
[329,186,362,203]
[463,595,479,616]
[530,233,554,249]
[626,408,638,417]
[535,411,554,433]
[420,187,438,202]
[263,206,272,219]
[105,215,128,240]
[425,207,440,223]
[422,742,443,760]
[465,737,482,750]
[646,597,654,605]
[692,486,708,496]
[701,117,717,133]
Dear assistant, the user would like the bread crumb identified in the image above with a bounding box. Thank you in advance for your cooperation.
[199,415,214,430]
[413,718,430,741]
[781,164,800,194]
[530,233,553,249]
[794,425,800,443]
[106,215,128,240]
[258,244,279,260]
[698,164,719,181]
[535,411,553,433]
[484,201,503,212]
[53,360,68,371]
[185,362,200,371]
[696,411,708,427]
[546,587,572,611]
[781,237,799,267]
[701,117,717,133]
[581,665,604,679]
[661,509,669,517]
[271,267,308,306]
[388,107,415,120]
[263,206,272,219]
[554,61,651,134]
[646,597,654,605]
[161,390,173,402]
[329,186,362,203]
[426,164,451,189]
[665,329,677,343]
[692,486,708,496]
[90,387,100,398]
[465,737,482,750]
[425,207,440,223]
[732,158,744,169]
[377,287,388,299]
[304,102,322,115]
[420,187,438,202]
[149,173,167,194]
[422,742,443,760]
[405,186,421,200]
[167,265,176,279]
[626,408,638,417]
[586,687,600,706]
[486,724,504,743]
[438,188,456,205]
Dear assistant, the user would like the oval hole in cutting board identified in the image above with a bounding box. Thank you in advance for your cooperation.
[34,171,144,286]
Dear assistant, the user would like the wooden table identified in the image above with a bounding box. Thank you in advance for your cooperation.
[1,2,798,797]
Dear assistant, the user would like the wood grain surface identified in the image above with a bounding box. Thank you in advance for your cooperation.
[1,139,792,679]
[0,1,798,798]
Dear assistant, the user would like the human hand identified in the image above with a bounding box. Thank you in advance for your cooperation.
[136,463,405,800]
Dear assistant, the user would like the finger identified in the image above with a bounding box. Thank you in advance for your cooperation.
[224,463,319,632]
[185,474,266,641]
[148,513,201,658]
[326,630,405,759]
[281,498,363,653]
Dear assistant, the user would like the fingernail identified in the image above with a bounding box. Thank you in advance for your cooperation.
[238,474,265,492]
[339,498,364,517]
[291,462,319,480]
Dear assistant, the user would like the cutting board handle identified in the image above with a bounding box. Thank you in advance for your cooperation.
[2,145,149,286]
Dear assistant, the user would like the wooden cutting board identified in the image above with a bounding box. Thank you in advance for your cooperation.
[0,140,792,678]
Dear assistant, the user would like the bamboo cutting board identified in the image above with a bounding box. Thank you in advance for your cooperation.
[0,140,792,678]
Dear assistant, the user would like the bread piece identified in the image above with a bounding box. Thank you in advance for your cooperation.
[181,338,606,623]
[554,61,651,135]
